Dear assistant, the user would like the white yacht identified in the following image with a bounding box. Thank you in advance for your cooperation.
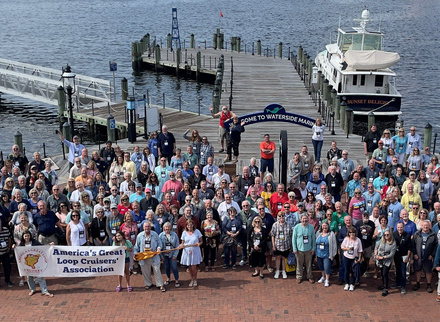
[315,9,402,119]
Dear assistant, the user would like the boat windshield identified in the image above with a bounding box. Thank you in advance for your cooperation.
[338,30,382,52]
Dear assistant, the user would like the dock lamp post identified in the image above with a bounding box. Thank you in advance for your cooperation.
[127,96,137,143]
[62,64,76,137]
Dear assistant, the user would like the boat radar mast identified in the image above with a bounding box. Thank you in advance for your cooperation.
[353,9,371,31]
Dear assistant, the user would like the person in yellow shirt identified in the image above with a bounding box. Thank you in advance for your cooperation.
[401,172,421,194]
[400,183,423,211]
[123,152,137,179]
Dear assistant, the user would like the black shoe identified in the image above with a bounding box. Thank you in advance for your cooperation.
[377,285,385,290]
[412,282,420,291]
[338,280,343,285]
[401,287,407,294]
[232,265,237,270]
[389,284,399,289]
[223,264,228,269]
[382,289,389,297]
[427,284,433,293]
[6,282,13,288]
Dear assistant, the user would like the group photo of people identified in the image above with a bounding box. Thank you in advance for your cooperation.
[0,110,439,303]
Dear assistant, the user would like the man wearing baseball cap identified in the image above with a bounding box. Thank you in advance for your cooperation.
[372,139,388,169]
[58,131,85,169]
[140,188,159,213]
[129,183,145,203]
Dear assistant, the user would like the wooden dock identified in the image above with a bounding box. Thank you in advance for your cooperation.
[62,47,367,182]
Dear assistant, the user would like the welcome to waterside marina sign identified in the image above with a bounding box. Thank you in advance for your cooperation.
[223,103,316,131]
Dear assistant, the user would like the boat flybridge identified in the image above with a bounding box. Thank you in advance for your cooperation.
[315,9,402,118]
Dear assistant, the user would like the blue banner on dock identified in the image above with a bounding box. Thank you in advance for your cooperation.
[224,103,316,131]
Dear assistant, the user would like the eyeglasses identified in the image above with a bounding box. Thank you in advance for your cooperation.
[258,208,265,210]
[354,192,361,194]
[384,234,390,236]
[71,215,80,218]
[121,199,128,201]
[160,159,166,162]
[60,205,67,208]
[412,207,419,210]
[284,206,290,208]
[254,221,261,223]
[348,232,356,234]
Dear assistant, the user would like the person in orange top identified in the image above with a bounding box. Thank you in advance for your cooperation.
[260,134,276,180]
[269,184,289,218]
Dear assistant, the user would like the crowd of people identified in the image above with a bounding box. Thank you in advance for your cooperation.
[0,114,439,302]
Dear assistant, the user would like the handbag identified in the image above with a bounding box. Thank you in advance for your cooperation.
[287,252,296,266]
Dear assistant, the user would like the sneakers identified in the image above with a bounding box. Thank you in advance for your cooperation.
[6,282,13,288]
[19,280,25,287]
[274,270,280,279]
[223,264,228,269]
[324,280,330,287]
[412,282,420,291]
[344,284,349,291]
[282,271,287,279]
[318,277,325,284]
[427,284,433,293]
[232,265,237,270]
[349,284,355,291]
[401,287,407,294]
[239,260,246,266]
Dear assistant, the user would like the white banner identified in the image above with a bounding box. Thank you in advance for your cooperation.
[14,246,125,277]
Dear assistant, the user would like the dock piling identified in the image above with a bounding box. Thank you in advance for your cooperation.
[424,123,433,149]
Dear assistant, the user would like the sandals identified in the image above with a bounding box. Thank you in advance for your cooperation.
[127,286,133,292]
[175,282,180,288]
[164,280,170,286]
[160,286,166,292]
[29,290,36,296]
[42,292,54,297]
[252,272,260,277]
[116,285,122,292]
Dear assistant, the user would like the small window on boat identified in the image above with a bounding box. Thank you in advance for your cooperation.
[352,75,357,86]
[360,75,366,86]
[375,75,384,87]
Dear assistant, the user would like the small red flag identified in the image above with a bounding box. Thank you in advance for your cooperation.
[219,10,224,17]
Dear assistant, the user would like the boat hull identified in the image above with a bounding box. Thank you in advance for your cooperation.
[339,94,401,114]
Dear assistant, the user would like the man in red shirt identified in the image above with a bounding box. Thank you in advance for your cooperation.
[260,134,276,180]
[269,184,289,218]
[210,105,236,153]
[161,171,183,201]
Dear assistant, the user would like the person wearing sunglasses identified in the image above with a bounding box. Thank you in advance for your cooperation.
[405,127,421,162]
[374,229,396,296]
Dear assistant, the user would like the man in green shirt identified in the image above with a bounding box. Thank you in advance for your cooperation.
[292,214,316,284]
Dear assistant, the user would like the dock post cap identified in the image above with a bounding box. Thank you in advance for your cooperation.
[368,112,375,116]
[62,122,70,127]
[107,114,114,119]
[425,123,432,129]
[340,101,347,106]
[15,131,22,136]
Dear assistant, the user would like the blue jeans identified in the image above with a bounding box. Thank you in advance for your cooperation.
[163,256,179,281]
[394,255,406,288]
[28,276,48,294]
[312,139,323,163]
[224,244,237,266]
[342,255,355,285]
[317,256,332,275]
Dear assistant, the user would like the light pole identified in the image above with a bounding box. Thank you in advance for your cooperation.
[61,64,76,137]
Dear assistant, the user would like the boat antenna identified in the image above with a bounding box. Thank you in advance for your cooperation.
[379,15,382,32]
[354,8,371,32]
[338,15,341,29]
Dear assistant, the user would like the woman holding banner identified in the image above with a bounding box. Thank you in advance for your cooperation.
[113,231,133,292]
[66,210,89,246]
[19,231,54,297]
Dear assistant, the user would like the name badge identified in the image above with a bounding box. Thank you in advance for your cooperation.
[74,150,79,157]
[373,139,377,144]
[304,162,309,168]
[420,185,424,193]
[153,144,157,149]
[319,242,325,250]
[242,223,247,230]
[0,241,7,248]
[170,189,175,196]
[422,244,426,250]
[172,224,177,230]
[303,236,309,244]
[193,146,197,150]
[367,200,372,207]
[343,167,347,173]
[362,235,367,240]
[200,152,204,156]
[254,238,260,246]
[388,209,393,217]
[369,177,373,183]
[130,232,136,240]
[331,181,336,187]
[312,187,317,194]
[279,232,285,240]
[79,230,85,239]
[145,239,151,249]
[107,156,111,161]
[161,171,166,178]
[277,202,282,210]
[164,141,169,146]
[348,249,354,255]
[166,242,171,250]
[208,168,213,175]
[100,230,105,238]
[231,225,237,233]
[111,228,117,235]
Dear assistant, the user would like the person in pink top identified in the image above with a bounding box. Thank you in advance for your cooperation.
[341,226,363,291]
[120,213,138,274]
[161,171,183,201]
[349,188,366,225]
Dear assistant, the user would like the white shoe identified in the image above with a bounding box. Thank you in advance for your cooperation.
[274,270,280,279]
[239,260,246,266]
[282,271,287,279]
[344,284,349,291]
[349,284,355,291]
[318,277,325,284]
[324,280,329,287]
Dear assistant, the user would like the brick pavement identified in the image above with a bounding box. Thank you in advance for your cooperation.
[0,257,438,321]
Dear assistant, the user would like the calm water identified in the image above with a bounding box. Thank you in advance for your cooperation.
[0,0,439,155]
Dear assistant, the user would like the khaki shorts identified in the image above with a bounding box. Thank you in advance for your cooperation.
[219,126,228,142]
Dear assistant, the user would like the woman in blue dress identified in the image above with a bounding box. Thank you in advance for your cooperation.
[179,219,203,287]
